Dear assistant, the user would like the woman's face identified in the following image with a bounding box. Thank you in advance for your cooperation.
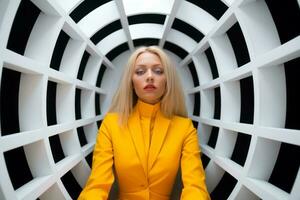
[132,51,166,104]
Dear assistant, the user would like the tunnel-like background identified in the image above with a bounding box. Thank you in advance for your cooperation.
[0,0,299,199]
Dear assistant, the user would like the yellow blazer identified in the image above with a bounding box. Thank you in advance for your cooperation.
[78,106,210,200]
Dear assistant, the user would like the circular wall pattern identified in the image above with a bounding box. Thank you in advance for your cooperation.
[0,0,299,199]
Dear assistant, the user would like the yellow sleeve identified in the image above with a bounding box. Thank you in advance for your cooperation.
[78,117,114,200]
[180,120,211,200]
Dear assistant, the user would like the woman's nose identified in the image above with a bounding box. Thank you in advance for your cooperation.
[146,70,153,81]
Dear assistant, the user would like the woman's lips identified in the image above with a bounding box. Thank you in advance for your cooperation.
[144,85,156,90]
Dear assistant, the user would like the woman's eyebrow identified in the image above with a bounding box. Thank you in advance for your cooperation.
[135,64,162,67]
[135,65,146,68]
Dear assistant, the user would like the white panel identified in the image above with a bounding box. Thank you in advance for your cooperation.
[246,138,280,180]
[39,183,66,200]
[115,0,134,50]
[220,81,241,122]
[168,51,194,114]
[200,89,215,119]
[3,49,47,75]
[56,84,75,123]
[159,0,183,47]
[215,129,237,158]
[257,66,286,127]
[25,13,64,64]
[63,21,86,41]
[55,154,81,178]
[290,170,300,200]
[222,0,235,6]
[166,29,197,53]
[82,56,102,85]
[129,23,164,40]
[31,0,63,16]
[24,140,53,177]
[229,185,260,200]
[177,1,217,35]
[101,51,131,112]
[60,40,86,78]
[193,52,213,85]
[0,0,9,30]
[56,0,83,13]
[96,29,127,55]
[56,180,73,200]
[71,161,91,187]
[77,1,120,37]
[82,143,95,158]
[209,35,238,76]
[245,178,289,200]
[0,0,17,50]
[83,123,98,144]
[177,63,194,91]
[204,161,225,192]
[236,1,280,57]
[60,130,81,156]
[0,187,5,200]
[198,124,212,145]
[19,74,47,131]
[15,175,54,200]
[186,93,195,117]
[81,90,95,119]
[123,0,173,16]
[215,156,243,179]
[48,69,73,85]
[166,49,183,67]
[0,154,16,200]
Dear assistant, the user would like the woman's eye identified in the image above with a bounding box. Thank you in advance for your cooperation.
[153,68,163,74]
[135,69,145,75]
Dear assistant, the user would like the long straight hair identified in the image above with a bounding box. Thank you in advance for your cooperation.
[108,46,187,125]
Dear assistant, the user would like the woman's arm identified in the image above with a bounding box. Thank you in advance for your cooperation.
[180,120,211,200]
[78,117,114,200]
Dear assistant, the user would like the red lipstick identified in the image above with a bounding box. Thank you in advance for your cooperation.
[144,84,156,90]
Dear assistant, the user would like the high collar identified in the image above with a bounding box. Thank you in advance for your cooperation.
[136,100,160,118]
[128,100,171,174]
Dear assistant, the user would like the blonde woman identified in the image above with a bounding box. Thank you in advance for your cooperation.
[78,46,210,200]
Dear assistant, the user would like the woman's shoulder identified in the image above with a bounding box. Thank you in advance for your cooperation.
[105,112,119,117]
[102,112,119,122]
[169,116,195,135]
[171,115,193,124]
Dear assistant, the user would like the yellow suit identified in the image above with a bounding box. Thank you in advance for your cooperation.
[78,101,210,200]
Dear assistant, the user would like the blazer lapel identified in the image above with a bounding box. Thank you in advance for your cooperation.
[127,108,147,176]
[148,110,170,170]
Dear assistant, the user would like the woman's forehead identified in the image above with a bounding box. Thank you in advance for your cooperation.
[136,52,161,63]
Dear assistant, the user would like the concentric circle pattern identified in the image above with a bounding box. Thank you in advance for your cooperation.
[0,0,299,199]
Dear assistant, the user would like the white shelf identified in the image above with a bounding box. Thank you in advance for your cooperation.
[56,154,81,178]
[122,0,173,16]
[3,49,47,75]
[82,143,95,158]
[15,175,55,200]
[176,1,217,35]
[245,178,289,200]
[25,14,64,64]
[166,29,197,53]
[77,1,120,37]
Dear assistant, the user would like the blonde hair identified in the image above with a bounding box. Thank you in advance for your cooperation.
[109,46,187,125]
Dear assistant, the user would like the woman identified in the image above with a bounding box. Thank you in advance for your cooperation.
[78,46,210,200]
